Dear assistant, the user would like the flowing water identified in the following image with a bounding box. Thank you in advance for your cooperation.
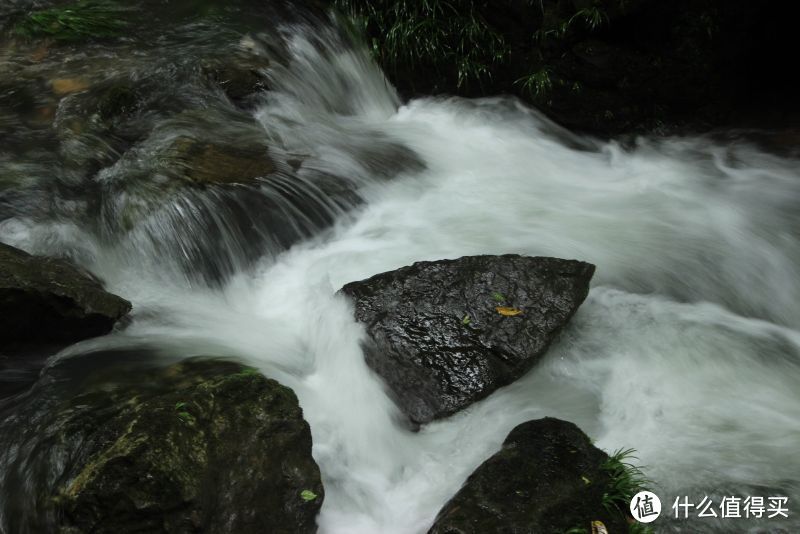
[1,7,800,533]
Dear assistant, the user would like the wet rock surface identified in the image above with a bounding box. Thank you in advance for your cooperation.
[340,255,594,424]
[428,417,629,534]
[0,356,324,534]
[164,134,275,185]
[0,242,131,344]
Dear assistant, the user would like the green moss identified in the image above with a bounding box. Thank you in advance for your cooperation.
[14,0,133,42]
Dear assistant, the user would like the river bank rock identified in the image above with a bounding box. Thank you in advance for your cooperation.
[428,417,629,534]
[0,357,324,533]
[340,255,594,424]
[0,242,131,344]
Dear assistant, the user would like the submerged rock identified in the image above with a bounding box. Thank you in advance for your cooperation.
[340,255,594,424]
[428,418,629,534]
[0,356,324,533]
[164,135,275,185]
[0,242,131,343]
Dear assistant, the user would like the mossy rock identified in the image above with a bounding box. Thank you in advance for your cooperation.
[163,135,275,185]
[0,357,324,533]
[0,242,131,343]
[428,418,630,534]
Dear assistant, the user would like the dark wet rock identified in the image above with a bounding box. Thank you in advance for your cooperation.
[201,35,272,105]
[340,255,594,424]
[164,135,275,185]
[428,417,629,534]
[0,356,324,534]
[0,242,131,344]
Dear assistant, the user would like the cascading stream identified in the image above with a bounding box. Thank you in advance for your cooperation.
[1,19,799,534]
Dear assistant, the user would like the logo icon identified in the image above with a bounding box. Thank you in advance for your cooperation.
[630,491,661,523]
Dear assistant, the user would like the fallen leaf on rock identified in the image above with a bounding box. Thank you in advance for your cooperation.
[495,306,523,316]
[300,489,318,501]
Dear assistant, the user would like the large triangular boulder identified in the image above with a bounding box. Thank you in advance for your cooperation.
[340,255,594,424]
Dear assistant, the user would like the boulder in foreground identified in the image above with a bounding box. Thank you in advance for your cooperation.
[341,255,594,424]
[0,242,131,343]
[428,417,630,534]
[0,357,323,533]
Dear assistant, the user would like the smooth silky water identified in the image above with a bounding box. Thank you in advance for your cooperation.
[1,16,799,534]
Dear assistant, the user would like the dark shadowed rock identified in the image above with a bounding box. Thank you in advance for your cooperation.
[340,255,594,424]
[0,356,324,534]
[428,418,629,534]
[0,242,131,343]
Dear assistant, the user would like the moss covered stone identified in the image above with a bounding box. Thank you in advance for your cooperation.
[0,357,323,533]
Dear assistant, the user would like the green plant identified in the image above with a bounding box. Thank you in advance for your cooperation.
[533,3,608,43]
[628,522,655,534]
[569,6,608,31]
[334,0,509,89]
[15,0,132,41]
[175,401,195,425]
[300,489,318,501]
[515,67,554,98]
[236,366,259,377]
[600,448,651,514]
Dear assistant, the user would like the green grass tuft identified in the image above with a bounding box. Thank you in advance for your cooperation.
[600,448,652,514]
[515,67,554,98]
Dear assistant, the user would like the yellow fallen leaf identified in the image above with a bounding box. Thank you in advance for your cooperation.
[591,520,608,534]
[581,475,591,485]
[496,306,523,317]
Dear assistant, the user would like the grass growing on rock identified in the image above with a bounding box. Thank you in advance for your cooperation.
[599,447,656,533]
[600,447,651,513]
[14,0,132,42]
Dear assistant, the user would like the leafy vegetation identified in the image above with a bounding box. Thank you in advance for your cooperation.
[600,448,651,514]
[335,0,612,100]
[334,0,508,89]
[628,522,655,534]
[515,67,554,98]
[174,400,196,425]
[14,0,132,41]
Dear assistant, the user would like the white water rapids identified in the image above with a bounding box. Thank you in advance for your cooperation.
[2,26,799,533]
